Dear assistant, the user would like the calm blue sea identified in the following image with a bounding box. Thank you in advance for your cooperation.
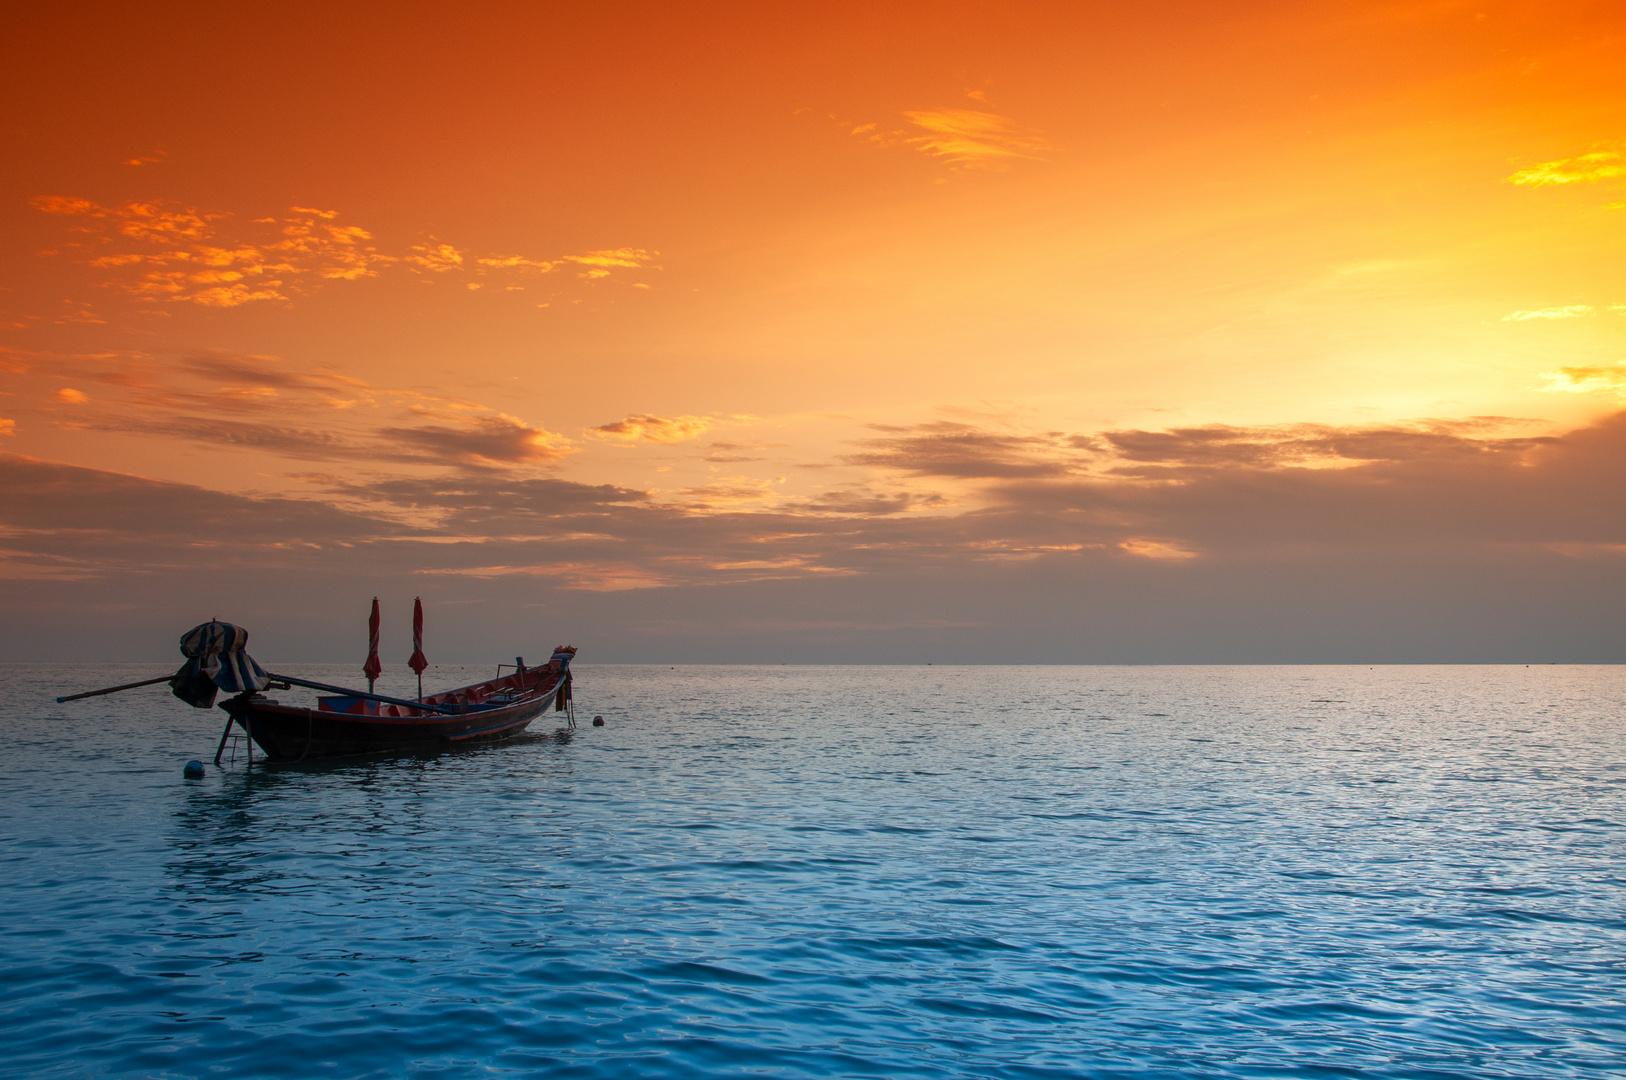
[2,663,1623,1078]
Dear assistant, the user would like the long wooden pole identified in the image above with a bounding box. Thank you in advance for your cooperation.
[56,674,173,703]
[56,670,459,714]
[264,672,461,714]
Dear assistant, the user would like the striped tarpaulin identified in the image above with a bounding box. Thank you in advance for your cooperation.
[170,621,271,708]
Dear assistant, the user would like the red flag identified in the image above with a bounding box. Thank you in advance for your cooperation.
[363,597,382,684]
[408,597,428,675]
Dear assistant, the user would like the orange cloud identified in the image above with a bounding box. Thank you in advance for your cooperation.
[33,199,658,305]
[832,97,1049,170]
[902,109,1049,167]
[591,413,713,443]
[475,253,554,272]
[787,487,944,516]
[30,199,394,306]
[32,196,221,241]
[418,561,674,592]
[407,243,466,272]
[675,475,786,511]
[1542,362,1626,397]
[846,421,1082,478]
[475,248,657,282]
[1,347,575,473]
[1508,150,1626,187]
[1502,305,1593,321]
[560,248,658,274]
[383,414,573,466]
[1119,538,1198,560]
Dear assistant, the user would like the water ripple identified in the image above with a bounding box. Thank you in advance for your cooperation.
[2,663,1624,1077]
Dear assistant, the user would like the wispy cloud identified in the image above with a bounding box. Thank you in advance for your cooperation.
[787,487,945,516]
[675,475,787,511]
[1118,538,1197,561]
[1502,305,1593,321]
[1542,362,1626,397]
[846,421,1082,478]
[474,248,659,280]
[34,195,220,240]
[590,414,717,444]
[824,97,1050,170]
[406,243,466,272]
[383,414,571,466]
[701,439,782,463]
[33,198,660,307]
[902,108,1050,167]
[1097,419,1548,474]
[418,560,675,592]
[1508,149,1626,187]
[559,249,659,279]
[592,414,709,443]
[1,347,575,472]
[33,198,389,306]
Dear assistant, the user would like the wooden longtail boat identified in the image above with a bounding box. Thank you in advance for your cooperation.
[221,648,577,762]
[56,618,579,765]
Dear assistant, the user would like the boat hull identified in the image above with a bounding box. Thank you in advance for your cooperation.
[221,678,564,762]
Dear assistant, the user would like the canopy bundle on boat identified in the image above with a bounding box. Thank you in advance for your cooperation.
[169,621,270,708]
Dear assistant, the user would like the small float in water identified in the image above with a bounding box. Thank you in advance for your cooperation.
[57,601,576,764]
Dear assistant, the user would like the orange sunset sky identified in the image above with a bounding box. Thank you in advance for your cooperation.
[3,0,1624,663]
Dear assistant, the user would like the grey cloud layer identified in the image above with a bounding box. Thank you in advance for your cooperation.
[4,412,1623,662]
[5,347,573,467]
